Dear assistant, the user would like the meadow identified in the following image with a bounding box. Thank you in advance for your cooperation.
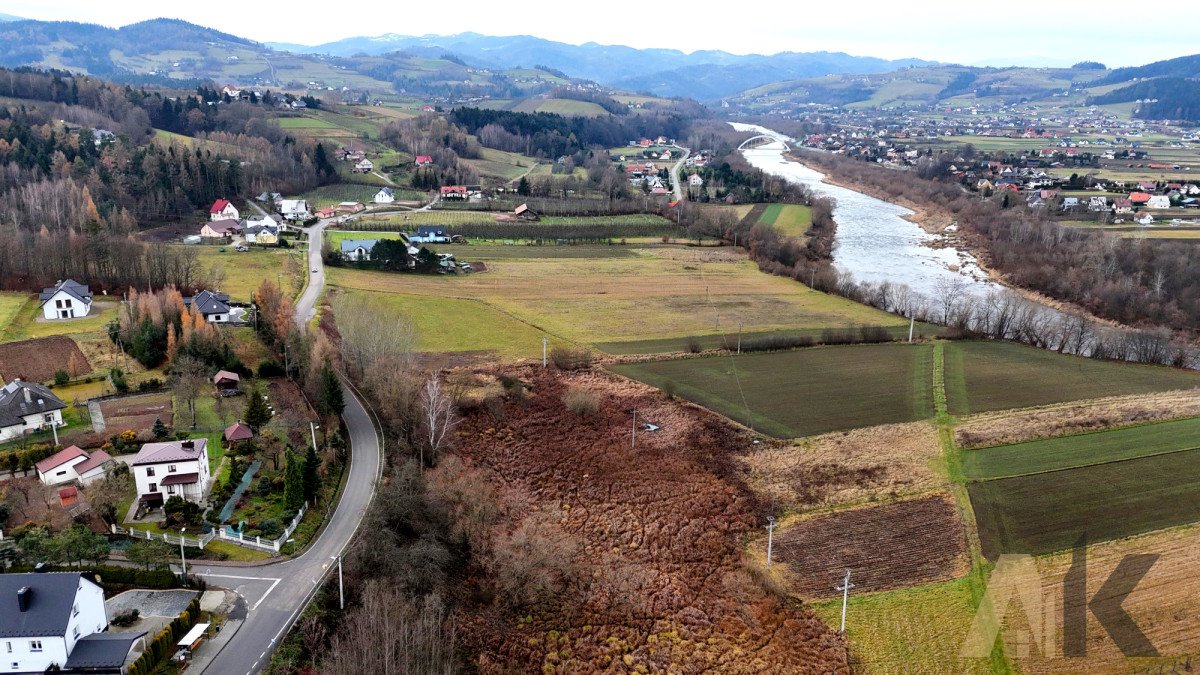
[943,340,1200,415]
[961,415,1200,480]
[757,203,812,237]
[611,343,935,438]
[968,447,1200,558]
[328,249,905,347]
[191,247,305,302]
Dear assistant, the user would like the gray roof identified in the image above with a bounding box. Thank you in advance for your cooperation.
[0,380,66,428]
[0,572,99,638]
[38,279,93,306]
[340,239,379,253]
[132,439,208,466]
[376,187,394,197]
[184,290,231,316]
[244,224,278,236]
[65,631,147,670]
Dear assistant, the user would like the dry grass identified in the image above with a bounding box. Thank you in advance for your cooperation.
[740,421,945,512]
[1012,524,1200,673]
[955,390,1200,449]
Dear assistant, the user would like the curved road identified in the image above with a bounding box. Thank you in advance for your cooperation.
[669,145,691,202]
[194,217,380,675]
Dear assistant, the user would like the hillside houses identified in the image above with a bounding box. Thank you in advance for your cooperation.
[200,219,242,240]
[209,199,239,221]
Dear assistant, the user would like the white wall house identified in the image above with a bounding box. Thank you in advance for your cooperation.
[373,187,395,204]
[38,280,92,320]
[1148,195,1171,209]
[184,290,232,324]
[340,239,378,262]
[131,439,211,507]
[34,446,114,487]
[279,199,310,221]
[0,381,65,444]
[209,199,240,221]
[1,572,143,674]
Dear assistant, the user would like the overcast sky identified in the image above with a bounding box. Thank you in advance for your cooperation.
[5,0,1199,67]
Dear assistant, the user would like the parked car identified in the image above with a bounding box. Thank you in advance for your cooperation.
[235,245,249,252]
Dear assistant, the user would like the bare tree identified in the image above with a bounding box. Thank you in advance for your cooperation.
[172,356,210,429]
[419,376,459,468]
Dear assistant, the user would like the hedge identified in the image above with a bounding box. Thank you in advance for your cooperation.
[125,597,202,675]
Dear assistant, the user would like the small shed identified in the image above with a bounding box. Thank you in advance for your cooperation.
[514,203,539,221]
[176,622,211,658]
[212,370,241,395]
[224,422,253,444]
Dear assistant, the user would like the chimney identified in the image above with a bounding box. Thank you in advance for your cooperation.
[181,440,195,449]
[33,563,46,573]
[24,387,31,404]
[16,587,31,612]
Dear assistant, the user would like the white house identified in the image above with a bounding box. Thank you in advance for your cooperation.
[340,239,378,262]
[373,187,395,204]
[689,174,704,188]
[131,438,211,508]
[1148,195,1171,209]
[183,290,232,323]
[38,280,92,320]
[209,199,240,221]
[279,199,310,221]
[34,446,114,487]
[1,572,144,675]
[353,158,374,173]
[0,381,65,444]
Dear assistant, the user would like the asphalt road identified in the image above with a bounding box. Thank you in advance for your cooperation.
[670,145,691,202]
[193,217,382,675]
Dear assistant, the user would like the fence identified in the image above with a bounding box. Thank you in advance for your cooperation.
[112,524,217,550]
[216,502,307,552]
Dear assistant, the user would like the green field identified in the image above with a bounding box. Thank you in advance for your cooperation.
[611,343,934,438]
[969,447,1200,558]
[758,203,813,237]
[333,290,558,358]
[944,341,1200,415]
[597,323,940,355]
[191,247,305,302]
[810,577,994,674]
[298,184,424,209]
[511,98,610,118]
[962,416,1200,480]
[277,116,340,129]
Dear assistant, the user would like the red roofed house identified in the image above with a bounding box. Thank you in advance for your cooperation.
[1113,198,1134,214]
[1129,192,1152,205]
[316,208,336,219]
[415,155,434,166]
[209,199,240,221]
[440,185,469,199]
[224,422,253,444]
[131,439,211,507]
[36,445,114,486]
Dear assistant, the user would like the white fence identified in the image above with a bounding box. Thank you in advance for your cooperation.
[113,501,307,554]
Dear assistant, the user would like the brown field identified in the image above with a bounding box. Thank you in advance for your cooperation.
[1012,525,1200,673]
[100,392,173,433]
[440,367,849,672]
[955,390,1200,449]
[772,494,969,599]
[740,421,945,512]
[0,336,91,383]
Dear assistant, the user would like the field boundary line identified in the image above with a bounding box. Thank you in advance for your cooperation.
[960,410,1200,452]
[966,443,1200,483]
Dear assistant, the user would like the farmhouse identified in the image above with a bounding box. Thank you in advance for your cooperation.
[340,239,378,262]
[209,199,239,221]
[439,185,469,200]
[212,370,241,395]
[0,572,144,675]
[183,290,232,323]
[279,199,310,221]
[414,155,433,166]
[0,380,65,443]
[38,280,93,320]
[689,174,704,187]
[514,203,539,221]
[131,438,211,507]
[35,445,113,487]
[373,187,395,204]
[200,219,242,239]
[353,158,374,173]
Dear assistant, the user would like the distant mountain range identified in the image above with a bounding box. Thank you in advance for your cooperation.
[268,32,935,100]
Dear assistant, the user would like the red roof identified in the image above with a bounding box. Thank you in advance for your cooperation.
[440,185,468,195]
[213,370,240,385]
[36,445,87,473]
[415,155,433,165]
[210,199,231,214]
[224,422,253,442]
[1129,192,1152,203]
[74,450,112,475]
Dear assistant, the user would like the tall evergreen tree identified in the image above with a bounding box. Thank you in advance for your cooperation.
[317,361,345,417]
[244,389,272,430]
[302,443,320,503]
[283,449,304,512]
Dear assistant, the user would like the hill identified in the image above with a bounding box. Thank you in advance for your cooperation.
[268,32,934,100]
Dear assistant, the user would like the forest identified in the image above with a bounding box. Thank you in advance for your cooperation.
[449,106,699,158]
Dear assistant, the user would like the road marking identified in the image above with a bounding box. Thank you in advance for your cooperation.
[202,574,282,582]
[252,578,282,611]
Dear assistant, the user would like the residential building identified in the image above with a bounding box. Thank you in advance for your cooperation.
[34,446,113,487]
[183,290,232,323]
[408,226,449,244]
[209,199,239,221]
[439,185,468,199]
[131,439,211,507]
[279,200,310,221]
[353,158,374,173]
[340,239,378,262]
[689,174,704,188]
[1,572,144,674]
[243,224,279,246]
[0,381,65,443]
[1148,195,1171,209]
[199,219,241,239]
[38,280,93,320]
[335,202,365,215]
[373,188,395,204]
[414,155,433,166]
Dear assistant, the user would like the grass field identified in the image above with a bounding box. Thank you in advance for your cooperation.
[597,323,939,355]
[277,116,340,129]
[810,577,994,674]
[332,290,558,359]
[328,251,906,346]
[962,415,1200,480]
[298,184,424,209]
[611,343,935,438]
[944,340,1200,415]
[969,446,1200,558]
[511,98,610,117]
[462,147,541,182]
[758,203,813,237]
[191,247,304,302]
[0,292,30,330]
